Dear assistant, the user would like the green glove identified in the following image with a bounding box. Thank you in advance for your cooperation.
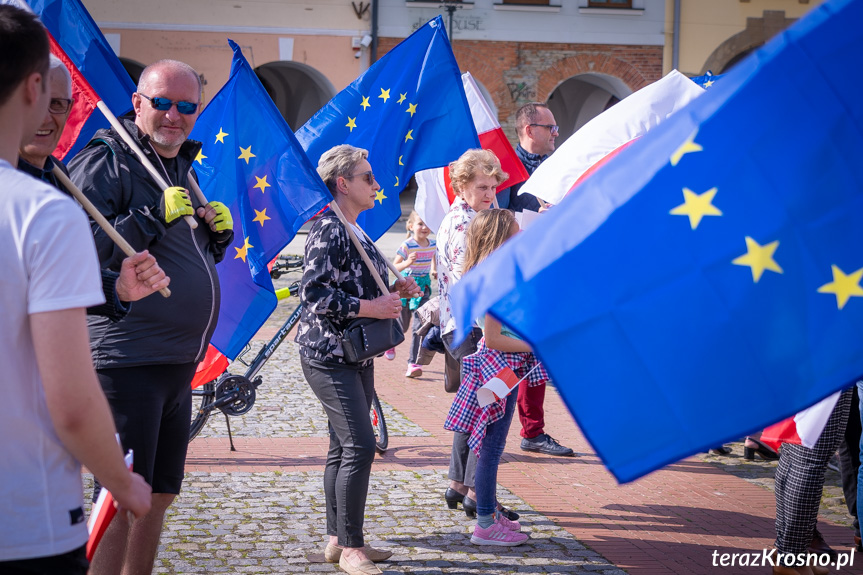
[209,201,233,233]
[160,186,194,225]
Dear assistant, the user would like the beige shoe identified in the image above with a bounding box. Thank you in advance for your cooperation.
[338,553,383,575]
[325,544,392,563]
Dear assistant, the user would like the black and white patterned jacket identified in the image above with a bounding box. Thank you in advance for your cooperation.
[295,211,389,365]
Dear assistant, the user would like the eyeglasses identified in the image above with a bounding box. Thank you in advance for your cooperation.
[48,97,74,115]
[530,123,559,135]
[346,170,375,186]
[138,93,199,115]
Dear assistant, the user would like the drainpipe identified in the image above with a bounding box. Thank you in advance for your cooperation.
[672,0,680,71]
[371,0,379,64]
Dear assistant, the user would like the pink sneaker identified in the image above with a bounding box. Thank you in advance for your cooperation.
[405,364,422,378]
[384,348,396,361]
[496,513,521,532]
[470,520,529,546]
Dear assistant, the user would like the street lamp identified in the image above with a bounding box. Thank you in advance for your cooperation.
[439,0,462,38]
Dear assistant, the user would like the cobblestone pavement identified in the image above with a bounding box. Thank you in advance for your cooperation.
[84,470,623,574]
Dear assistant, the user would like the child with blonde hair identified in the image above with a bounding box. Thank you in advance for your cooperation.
[391,211,436,376]
[445,209,549,546]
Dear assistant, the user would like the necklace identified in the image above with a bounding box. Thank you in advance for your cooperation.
[149,141,174,187]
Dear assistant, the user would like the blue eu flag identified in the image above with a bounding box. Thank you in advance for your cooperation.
[191,40,331,359]
[296,16,479,240]
[450,0,863,483]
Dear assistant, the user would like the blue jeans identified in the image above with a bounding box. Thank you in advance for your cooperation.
[474,393,517,518]
[857,380,863,537]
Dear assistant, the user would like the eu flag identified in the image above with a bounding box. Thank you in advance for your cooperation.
[296,16,479,240]
[450,0,863,483]
[191,40,331,359]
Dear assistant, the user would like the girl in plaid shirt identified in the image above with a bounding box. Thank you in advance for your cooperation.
[444,210,549,546]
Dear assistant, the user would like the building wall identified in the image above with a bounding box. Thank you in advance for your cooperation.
[663,0,826,76]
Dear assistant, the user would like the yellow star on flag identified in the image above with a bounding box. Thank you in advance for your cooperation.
[375,188,387,204]
[394,176,399,187]
[378,88,391,102]
[254,175,271,193]
[398,155,404,166]
[406,103,417,117]
[194,149,207,165]
[234,237,253,262]
[732,237,783,282]
[346,117,357,132]
[238,145,256,164]
[215,128,229,144]
[253,208,271,227]
[404,130,414,143]
[817,265,863,309]
[704,80,714,88]
[670,130,703,167]
[360,96,371,111]
[670,187,721,229]
[397,93,407,104]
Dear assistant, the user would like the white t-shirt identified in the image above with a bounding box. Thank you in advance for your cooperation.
[0,160,104,560]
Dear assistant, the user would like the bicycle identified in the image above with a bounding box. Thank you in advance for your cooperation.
[189,255,389,454]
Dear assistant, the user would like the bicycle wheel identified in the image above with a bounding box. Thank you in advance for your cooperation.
[189,381,216,442]
[370,392,388,454]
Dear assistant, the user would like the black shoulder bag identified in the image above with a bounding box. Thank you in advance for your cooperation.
[331,203,405,364]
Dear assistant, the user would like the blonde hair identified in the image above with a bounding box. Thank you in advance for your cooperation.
[449,149,508,197]
[405,210,424,238]
[463,209,517,274]
[317,144,369,195]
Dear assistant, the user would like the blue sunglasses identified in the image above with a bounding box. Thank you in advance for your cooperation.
[139,93,199,115]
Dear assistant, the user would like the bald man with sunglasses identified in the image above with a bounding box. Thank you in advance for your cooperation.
[68,59,234,575]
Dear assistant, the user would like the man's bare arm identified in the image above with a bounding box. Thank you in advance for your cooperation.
[30,307,151,518]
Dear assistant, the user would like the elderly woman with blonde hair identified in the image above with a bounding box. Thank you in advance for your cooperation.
[296,144,419,575]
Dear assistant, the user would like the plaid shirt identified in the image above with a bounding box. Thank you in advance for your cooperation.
[444,339,550,455]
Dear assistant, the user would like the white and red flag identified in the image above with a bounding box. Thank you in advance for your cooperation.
[86,449,134,561]
[415,72,528,233]
[760,392,841,451]
[517,70,705,207]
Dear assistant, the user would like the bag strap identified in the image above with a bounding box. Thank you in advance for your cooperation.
[329,201,394,296]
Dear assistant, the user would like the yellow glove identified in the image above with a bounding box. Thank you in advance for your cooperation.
[160,186,194,225]
[208,201,233,233]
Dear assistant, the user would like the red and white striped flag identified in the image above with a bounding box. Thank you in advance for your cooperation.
[518,70,705,206]
[86,450,133,561]
[476,366,520,408]
[415,72,528,233]
[760,392,841,451]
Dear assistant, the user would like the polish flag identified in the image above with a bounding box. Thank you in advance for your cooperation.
[476,366,521,408]
[518,70,705,206]
[415,72,529,233]
[86,450,133,561]
[759,392,841,451]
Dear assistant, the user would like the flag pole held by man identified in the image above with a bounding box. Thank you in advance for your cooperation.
[449,0,863,484]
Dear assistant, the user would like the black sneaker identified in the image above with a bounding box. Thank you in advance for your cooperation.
[520,433,574,457]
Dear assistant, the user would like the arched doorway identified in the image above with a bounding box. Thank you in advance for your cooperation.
[254,61,336,131]
[547,73,632,143]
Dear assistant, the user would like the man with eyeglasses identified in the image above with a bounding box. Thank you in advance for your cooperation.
[504,102,559,213]
[68,59,234,575]
[505,102,574,458]
[18,55,170,321]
